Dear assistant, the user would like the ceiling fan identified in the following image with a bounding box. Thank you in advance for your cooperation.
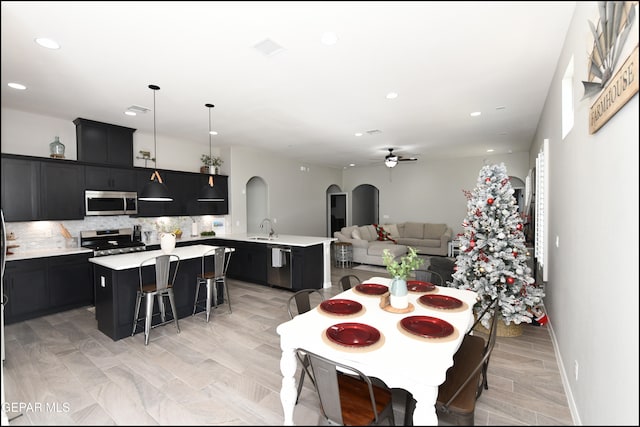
[384,148,417,168]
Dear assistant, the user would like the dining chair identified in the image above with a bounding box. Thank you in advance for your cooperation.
[193,247,233,322]
[131,254,180,345]
[287,289,325,403]
[413,268,444,286]
[298,347,396,426]
[435,298,499,425]
[338,274,361,291]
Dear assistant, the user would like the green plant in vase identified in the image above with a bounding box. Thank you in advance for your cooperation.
[200,154,223,174]
[383,247,423,309]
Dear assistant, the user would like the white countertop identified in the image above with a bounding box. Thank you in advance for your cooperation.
[88,244,223,271]
[6,247,94,262]
[214,233,335,247]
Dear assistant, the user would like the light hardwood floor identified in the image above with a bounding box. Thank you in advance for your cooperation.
[3,264,573,425]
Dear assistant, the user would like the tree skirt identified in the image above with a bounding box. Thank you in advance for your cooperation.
[474,315,523,337]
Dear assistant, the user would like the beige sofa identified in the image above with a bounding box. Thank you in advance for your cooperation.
[333,222,453,266]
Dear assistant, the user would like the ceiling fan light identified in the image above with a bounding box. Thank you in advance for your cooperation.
[385,157,398,168]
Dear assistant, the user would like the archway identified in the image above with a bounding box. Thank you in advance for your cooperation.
[352,184,379,226]
[326,184,347,237]
[246,176,267,234]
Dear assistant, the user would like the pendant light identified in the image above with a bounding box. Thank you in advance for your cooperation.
[139,84,173,201]
[198,103,224,202]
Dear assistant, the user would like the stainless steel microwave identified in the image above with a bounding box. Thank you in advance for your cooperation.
[85,190,138,216]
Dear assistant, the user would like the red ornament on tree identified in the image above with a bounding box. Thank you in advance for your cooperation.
[469,240,476,248]
[487,198,494,205]
[512,251,518,257]
[517,223,523,231]
[485,177,491,183]
[506,277,515,284]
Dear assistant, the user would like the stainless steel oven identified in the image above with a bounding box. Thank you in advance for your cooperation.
[85,190,138,216]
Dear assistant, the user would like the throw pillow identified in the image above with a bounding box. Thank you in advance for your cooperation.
[352,229,363,240]
[385,223,400,238]
[373,223,397,243]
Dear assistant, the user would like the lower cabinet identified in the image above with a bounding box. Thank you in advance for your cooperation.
[4,254,93,325]
[93,257,201,341]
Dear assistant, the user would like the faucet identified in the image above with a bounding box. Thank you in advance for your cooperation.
[259,218,277,238]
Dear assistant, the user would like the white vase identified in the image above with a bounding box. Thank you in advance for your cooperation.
[390,276,409,309]
[160,232,176,254]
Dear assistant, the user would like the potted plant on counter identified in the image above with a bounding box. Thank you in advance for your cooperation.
[200,154,223,174]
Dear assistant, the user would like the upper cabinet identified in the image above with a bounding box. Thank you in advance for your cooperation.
[1,156,41,221]
[74,118,135,167]
[85,164,137,191]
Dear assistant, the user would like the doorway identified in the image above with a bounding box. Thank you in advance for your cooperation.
[327,191,348,237]
[246,176,267,234]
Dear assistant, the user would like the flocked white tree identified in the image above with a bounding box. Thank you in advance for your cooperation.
[451,163,544,327]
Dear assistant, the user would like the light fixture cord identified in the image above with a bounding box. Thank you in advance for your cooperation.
[153,88,157,168]
[208,106,212,159]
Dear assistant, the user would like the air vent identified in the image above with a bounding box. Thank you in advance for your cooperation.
[127,105,150,114]
[366,129,382,135]
[253,38,284,56]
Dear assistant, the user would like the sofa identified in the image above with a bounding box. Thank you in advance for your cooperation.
[333,222,453,266]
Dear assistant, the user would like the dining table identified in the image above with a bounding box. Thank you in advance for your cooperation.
[276,276,478,425]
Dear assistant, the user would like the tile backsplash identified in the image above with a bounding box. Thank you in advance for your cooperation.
[5,215,226,253]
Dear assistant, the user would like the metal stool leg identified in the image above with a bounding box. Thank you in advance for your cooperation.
[205,279,213,322]
[167,289,180,333]
[144,294,154,345]
[132,291,142,336]
[193,279,202,316]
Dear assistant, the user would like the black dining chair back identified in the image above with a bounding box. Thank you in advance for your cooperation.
[338,274,361,291]
[299,348,395,426]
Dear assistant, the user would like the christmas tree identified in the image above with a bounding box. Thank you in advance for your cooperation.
[451,163,544,327]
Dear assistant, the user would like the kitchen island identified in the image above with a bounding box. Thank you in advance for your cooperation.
[209,233,335,290]
[89,244,220,341]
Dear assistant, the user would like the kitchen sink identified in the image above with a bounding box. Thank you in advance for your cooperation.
[249,236,274,241]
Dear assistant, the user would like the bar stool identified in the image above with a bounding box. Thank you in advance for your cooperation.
[334,242,353,268]
[193,247,233,322]
[131,254,180,345]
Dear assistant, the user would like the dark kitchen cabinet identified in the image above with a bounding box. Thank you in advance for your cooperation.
[1,156,40,221]
[291,244,323,290]
[162,170,199,216]
[85,164,137,191]
[74,118,135,167]
[3,259,49,323]
[218,240,268,285]
[40,161,85,220]
[48,253,94,309]
[4,254,93,325]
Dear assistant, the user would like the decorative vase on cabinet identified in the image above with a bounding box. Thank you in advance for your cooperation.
[49,136,65,159]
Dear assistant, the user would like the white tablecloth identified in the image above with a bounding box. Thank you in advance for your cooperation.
[276,277,478,425]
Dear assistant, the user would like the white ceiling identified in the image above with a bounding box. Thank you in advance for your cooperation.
[1,1,576,169]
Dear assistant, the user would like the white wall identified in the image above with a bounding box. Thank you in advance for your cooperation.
[0,107,222,173]
[342,152,529,235]
[531,3,638,425]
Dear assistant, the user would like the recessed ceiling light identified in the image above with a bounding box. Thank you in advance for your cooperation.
[321,32,338,45]
[349,163,356,167]
[35,37,60,49]
[386,92,398,99]
[354,132,363,137]
[470,111,481,117]
[209,131,218,136]
[486,149,495,153]
[496,106,506,110]
[124,111,136,116]
[8,82,26,90]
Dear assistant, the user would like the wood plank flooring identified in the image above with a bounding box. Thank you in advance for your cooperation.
[2,264,573,425]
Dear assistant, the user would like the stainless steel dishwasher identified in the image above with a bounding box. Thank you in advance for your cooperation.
[267,245,292,289]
